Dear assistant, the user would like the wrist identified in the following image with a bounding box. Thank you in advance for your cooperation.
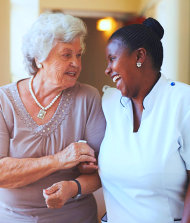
[40,154,60,172]
[53,152,66,170]
[70,179,82,200]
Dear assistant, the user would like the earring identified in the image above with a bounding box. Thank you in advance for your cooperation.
[37,63,42,69]
[136,62,142,68]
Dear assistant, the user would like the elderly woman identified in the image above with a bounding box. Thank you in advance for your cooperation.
[99,18,190,223]
[0,12,105,223]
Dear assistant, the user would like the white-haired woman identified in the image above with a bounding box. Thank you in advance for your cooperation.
[0,12,105,223]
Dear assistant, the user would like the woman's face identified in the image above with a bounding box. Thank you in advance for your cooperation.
[105,39,141,98]
[42,37,82,89]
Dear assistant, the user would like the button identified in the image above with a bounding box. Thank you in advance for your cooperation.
[171,82,175,86]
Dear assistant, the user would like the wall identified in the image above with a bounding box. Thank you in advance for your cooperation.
[40,0,141,13]
[10,0,39,82]
[78,18,115,94]
[0,0,10,85]
[146,0,190,83]
[137,0,190,84]
[177,0,190,83]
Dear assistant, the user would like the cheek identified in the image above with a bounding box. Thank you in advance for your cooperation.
[77,59,82,68]
[79,63,82,71]
[54,61,67,73]
[47,60,61,69]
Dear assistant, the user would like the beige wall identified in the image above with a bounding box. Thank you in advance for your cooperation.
[3,0,190,85]
[177,0,190,83]
[40,0,141,13]
[0,0,10,85]
[156,0,190,83]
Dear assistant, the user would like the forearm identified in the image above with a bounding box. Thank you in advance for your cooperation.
[182,172,190,223]
[0,156,58,188]
[0,141,96,189]
[75,172,101,195]
[44,172,102,208]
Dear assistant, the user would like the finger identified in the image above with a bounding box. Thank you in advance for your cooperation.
[44,183,59,195]
[79,155,96,163]
[47,203,62,209]
[46,198,58,207]
[88,162,97,166]
[46,196,62,209]
[46,195,59,207]
[43,189,49,199]
[46,201,59,209]
[78,163,98,174]
[78,163,98,171]
[78,145,95,157]
[82,163,98,169]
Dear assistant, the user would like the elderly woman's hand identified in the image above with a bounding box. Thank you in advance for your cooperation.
[54,142,96,169]
[43,181,76,209]
[76,140,98,174]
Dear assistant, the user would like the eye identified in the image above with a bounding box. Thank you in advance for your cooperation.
[109,56,116,62]
[62,53,72,58]
[76,53,82,58]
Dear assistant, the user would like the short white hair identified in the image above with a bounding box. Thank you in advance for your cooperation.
[22,12,87,75]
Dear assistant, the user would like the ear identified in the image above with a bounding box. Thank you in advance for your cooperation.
[34,58,39,67]
[135,48,147,64]
[35,58,43,69]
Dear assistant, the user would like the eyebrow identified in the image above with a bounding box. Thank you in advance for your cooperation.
[60,48,82,53]
[108,54,112,57]
[60,48,72,52]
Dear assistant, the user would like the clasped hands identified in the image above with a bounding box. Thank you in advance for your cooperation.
[43,141,98,209]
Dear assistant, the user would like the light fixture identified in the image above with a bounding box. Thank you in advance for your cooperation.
[96,17,117,32]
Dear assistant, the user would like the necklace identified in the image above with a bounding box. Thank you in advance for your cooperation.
[28,76,62,119]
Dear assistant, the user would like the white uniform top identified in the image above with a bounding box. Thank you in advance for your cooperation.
[99,74,190,223]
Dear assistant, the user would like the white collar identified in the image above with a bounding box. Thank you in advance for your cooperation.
[120,74,168,111]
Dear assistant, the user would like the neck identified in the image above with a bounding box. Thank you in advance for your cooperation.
[32,74,63,100]
[132,71,160,107]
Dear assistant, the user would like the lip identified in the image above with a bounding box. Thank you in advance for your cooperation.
[65,71,77,77]
[111,74,121,83]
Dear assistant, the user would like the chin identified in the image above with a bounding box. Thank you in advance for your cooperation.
[63,80,77,89]
[117,87,126,97]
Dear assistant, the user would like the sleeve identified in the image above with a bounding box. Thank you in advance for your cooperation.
[0,107,10,158]
[84,89,106,156]
[179,109,190,170]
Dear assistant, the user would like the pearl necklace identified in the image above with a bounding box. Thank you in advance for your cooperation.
[29,76,62,119]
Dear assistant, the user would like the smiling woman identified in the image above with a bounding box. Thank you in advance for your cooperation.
[0,12,105,223]
[99,17,190,223]
[35,39,82,94]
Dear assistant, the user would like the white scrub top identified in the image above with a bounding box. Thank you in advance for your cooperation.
[99,74,190,223]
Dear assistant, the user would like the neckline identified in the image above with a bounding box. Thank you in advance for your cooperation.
[28,76,62,112]
[119,74,167,134]
[10,80,74,135]
[120,74,167,111]
[142,74,167,111]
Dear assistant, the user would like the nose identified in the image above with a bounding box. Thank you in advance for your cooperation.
[70,56,80,68]
[105,66,111,76]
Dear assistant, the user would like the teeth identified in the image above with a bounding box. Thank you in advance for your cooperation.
[113,75,121,83]
[67,72,76,76]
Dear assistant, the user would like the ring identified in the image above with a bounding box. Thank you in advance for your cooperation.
[77,140,87,143]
